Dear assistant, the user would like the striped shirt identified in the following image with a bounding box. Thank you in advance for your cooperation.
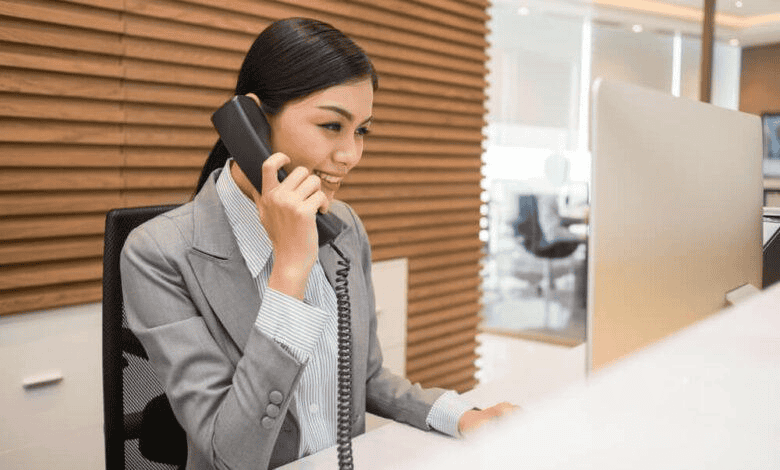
[215,161,472,457]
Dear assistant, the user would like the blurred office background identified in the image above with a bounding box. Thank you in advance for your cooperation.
[479,0,778,347]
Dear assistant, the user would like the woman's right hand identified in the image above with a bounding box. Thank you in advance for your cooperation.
[251,152,328,300]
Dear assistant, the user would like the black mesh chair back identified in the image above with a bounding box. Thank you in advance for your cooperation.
[513,195,582,259]
[102,205,186,470]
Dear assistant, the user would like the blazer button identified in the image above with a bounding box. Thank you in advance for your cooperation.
[269,390,284,405]
[261,416,275,429]
[266,403,281,418]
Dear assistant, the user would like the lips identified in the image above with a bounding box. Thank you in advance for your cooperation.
[313,170,345,185]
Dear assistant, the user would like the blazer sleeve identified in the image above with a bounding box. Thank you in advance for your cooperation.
[121,217,303,470]
[343,205,447,430]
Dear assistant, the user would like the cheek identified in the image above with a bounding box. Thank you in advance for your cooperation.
[278,127,327,169]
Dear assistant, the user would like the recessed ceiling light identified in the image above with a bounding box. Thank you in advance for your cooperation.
[518,6,530,16]
[632,24,644,33]
[735,0,743,7]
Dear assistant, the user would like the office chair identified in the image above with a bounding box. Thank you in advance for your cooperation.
[513,195,585,297]
[102,205,187,470]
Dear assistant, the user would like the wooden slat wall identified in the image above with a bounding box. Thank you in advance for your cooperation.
[0,0,488,393]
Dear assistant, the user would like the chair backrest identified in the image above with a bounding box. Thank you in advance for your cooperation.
[514,195,581,259]
[513,195,542,253]
[102,205,186,470]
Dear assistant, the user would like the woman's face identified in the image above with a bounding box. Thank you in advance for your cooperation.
[266,78,374,203]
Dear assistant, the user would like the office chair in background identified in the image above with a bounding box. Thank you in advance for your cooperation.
[102,205,186,470]
[513,195,586,298]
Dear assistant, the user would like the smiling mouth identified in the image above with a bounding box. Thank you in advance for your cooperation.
[313,170,344,185]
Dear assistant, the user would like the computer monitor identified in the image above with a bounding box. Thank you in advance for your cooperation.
[587,78,763,372]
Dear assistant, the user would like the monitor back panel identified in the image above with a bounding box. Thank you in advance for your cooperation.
[588,79,763,372]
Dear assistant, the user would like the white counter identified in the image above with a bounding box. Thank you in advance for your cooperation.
[282,282,780,469]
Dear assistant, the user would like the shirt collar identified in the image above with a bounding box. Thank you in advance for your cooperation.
[215,159,273,278]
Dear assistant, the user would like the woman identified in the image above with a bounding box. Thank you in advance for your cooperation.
[121,17,514,470]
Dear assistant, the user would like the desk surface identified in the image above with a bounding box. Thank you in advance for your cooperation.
[282,282,780,469]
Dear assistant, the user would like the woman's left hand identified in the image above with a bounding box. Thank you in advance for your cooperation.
[458,402,522,434]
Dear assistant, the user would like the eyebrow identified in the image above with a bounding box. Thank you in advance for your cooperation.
[318,105,373,125]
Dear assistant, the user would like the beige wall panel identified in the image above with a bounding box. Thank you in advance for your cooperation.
[408,250,483,272]
[0,120,121,145]
[354,37,487,75]
[0,281,102,317]
[0,192,123,217]
[0,236,103,265]
[123,58,234,88]
[361,211,480,233]
[124,148,207,168]
[0,16,121,54]
[0,0,122,32]
[349,0,487,34]
[124,81,232,108]
[409,277,481,303]
[406,328,477,357]
[349,198,481,216]
[0,94,123,122]
[358,141,482,156]
[359,154,482,168]
[122,168,200,189]
[337,183,481,201]
[346,169,481,185]
[0,68,122,100]
[0,168,120,191]
[0,47,122,78]
[123,125,216,148]
[0,145,121,167]
[0,0,489,394]
[376,90,486,114]
[1,258,102,291]
[408,0,488,19]
[121,190,194,207]
[0,214,106,241]
[411,264,482,287]
[407,341,478,371]
[369,225,478,248]
[407,302,481,329]
[408,290,481,316]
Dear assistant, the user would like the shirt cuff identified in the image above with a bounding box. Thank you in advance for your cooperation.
[425,390,475,438]
[254,287,329,364]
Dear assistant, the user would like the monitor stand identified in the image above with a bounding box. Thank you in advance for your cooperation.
[725,283,760,306]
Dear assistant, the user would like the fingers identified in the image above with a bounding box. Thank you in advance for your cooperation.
[262,152,290,194]
[262,154,328,214]
[484,402,521,417]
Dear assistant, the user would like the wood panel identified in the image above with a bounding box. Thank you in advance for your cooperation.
[0,0,489,394]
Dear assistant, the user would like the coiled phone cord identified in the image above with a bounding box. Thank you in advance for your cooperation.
[330,242,354,470]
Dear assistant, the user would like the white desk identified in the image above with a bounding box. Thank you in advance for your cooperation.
[282,283,780,469]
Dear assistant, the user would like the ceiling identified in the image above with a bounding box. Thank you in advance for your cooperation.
[496,0,780,46]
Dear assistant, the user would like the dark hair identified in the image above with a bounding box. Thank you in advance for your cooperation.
[194,17,379,194]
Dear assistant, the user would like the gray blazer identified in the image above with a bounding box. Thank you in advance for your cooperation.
[120,169,445,470]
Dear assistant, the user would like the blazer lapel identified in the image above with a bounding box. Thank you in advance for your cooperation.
[187,171,260,351]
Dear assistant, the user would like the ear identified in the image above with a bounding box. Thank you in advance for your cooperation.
[245,92,261,107]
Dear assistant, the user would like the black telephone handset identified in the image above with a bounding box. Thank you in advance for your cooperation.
[211,95,343,246]
[211,96,355,470]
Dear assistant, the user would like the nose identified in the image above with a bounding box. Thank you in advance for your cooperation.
[334,137,361,168]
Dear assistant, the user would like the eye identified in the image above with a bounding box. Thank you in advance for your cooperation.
[356,126,371,137]
[320,122,342,132]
